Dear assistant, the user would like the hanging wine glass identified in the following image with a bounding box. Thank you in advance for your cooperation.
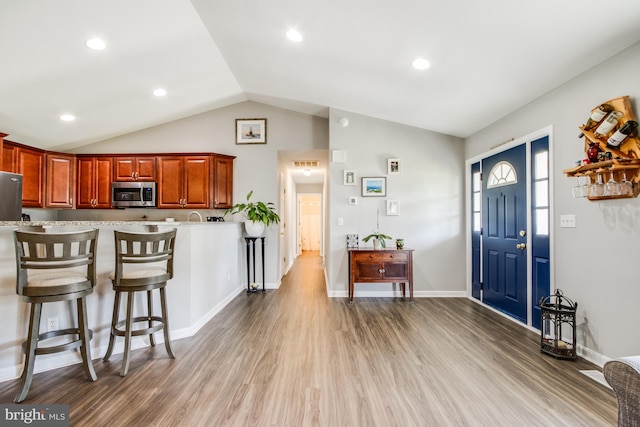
[572,174,585,198]
[619,169,634,196]
[604,169,620,197]
[589,170,605,197]
[581,172,592,197]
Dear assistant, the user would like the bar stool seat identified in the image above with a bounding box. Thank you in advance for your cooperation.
[103,228,177,376]
[13,228,99,403]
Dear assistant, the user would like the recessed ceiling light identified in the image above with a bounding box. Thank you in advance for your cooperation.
[303,169,312,176]
[153,88,167,97]
[412,58,431,70]
[85,38,106,50]
[286,29,303,43]
[60,114,76,122]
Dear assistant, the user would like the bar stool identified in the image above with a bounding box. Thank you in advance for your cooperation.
[103,228,177,376]
[13,228,99,403]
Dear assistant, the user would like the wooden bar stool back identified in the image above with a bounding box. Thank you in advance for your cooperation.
[103,228,177,376]
[13,228,99,403]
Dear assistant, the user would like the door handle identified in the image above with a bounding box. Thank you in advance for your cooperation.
[516,243,527,250]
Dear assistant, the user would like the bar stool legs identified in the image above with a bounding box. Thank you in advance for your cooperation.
[15,303,42,403]
[77,297,98,382]
[15,297,97,403]
[103,287,175,377]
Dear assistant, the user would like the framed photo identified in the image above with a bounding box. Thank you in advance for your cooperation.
[387,158,401,175]
[361,177,386,197]
[386,200,399,216]
[236,118,267,144]
[344,170,356,186]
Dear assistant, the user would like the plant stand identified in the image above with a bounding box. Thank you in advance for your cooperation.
[245,237,265,293]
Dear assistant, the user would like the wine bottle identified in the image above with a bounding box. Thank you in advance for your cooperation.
[594,111,624,138]
[578,103,613,138]
[607,120,639,148]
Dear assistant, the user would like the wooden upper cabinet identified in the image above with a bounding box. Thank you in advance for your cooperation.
[213,155,235,209]
[157,155,210,208]
[2,140,18,172]
[77,156,113,209]
[0,132,8,171]
[3,141,45,207]
[114,156,156,181]
[45,152,76,208]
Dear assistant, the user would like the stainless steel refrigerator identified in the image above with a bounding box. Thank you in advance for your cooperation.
[0,171,23,220]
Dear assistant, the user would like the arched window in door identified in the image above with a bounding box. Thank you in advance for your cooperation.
[487,161,517,188]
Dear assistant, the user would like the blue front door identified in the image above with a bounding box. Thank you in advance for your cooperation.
[482,144,527,322]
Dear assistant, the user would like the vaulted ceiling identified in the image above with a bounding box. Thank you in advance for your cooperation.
[2,0,640,151]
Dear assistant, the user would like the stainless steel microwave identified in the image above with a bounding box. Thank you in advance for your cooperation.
[111,182,156,207]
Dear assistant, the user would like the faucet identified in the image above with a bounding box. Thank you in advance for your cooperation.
[187,211,203,222]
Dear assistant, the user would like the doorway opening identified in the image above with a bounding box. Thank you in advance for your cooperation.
[297,193,322,256]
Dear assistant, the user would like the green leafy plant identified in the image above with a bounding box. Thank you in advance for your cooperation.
[225,191,281,226]
[362,208,391,247]
[362,232,392,248]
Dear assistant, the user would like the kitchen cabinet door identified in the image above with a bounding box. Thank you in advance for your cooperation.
[213,155,234,209]
[183,156,210,208]
[77,156,113,208]
[157,155,210,208]
[18,145,45,208]
[45,152,75,208]
[114,156,156,181]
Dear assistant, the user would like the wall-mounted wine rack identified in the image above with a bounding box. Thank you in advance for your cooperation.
[563,96,640,200]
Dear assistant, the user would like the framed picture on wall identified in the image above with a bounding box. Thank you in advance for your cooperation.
[387,158,401,175]
[236,118,267,144]
[361,177,386,197]
[344,170,357,186]
[386,200,399,216]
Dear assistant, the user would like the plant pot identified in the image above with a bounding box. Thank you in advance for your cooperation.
[244,220,265,237]
[373,238,380,250]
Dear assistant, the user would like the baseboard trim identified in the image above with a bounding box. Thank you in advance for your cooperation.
[327,290,467,298]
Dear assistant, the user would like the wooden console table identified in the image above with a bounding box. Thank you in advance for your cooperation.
[348,249,414,303]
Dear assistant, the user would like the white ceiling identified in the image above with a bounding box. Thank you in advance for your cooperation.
[2,0,640,155]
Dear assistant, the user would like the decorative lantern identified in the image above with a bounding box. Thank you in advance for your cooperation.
[539,289,577,360]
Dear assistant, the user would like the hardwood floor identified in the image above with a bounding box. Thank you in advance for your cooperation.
[0,251,617,426]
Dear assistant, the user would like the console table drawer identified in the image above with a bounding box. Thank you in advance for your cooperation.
[352,251,409,263]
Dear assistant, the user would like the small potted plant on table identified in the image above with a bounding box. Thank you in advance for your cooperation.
[362,209,391,249]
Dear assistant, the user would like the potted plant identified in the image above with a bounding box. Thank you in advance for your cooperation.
[362,231,392,249]
[225,190,281,237]
[362,209,391,249]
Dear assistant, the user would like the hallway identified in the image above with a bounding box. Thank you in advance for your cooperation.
[0,251,616,426]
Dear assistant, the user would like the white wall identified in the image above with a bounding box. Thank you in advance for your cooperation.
[328,109,466,298]
[72,101,329,287]
[465,41,640,361]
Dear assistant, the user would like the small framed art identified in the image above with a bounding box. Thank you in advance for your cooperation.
[387,158,401,175]
[386,200,399,216]
[361,177,386,197]
[344,170,356,186]
[236,118,267,144]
